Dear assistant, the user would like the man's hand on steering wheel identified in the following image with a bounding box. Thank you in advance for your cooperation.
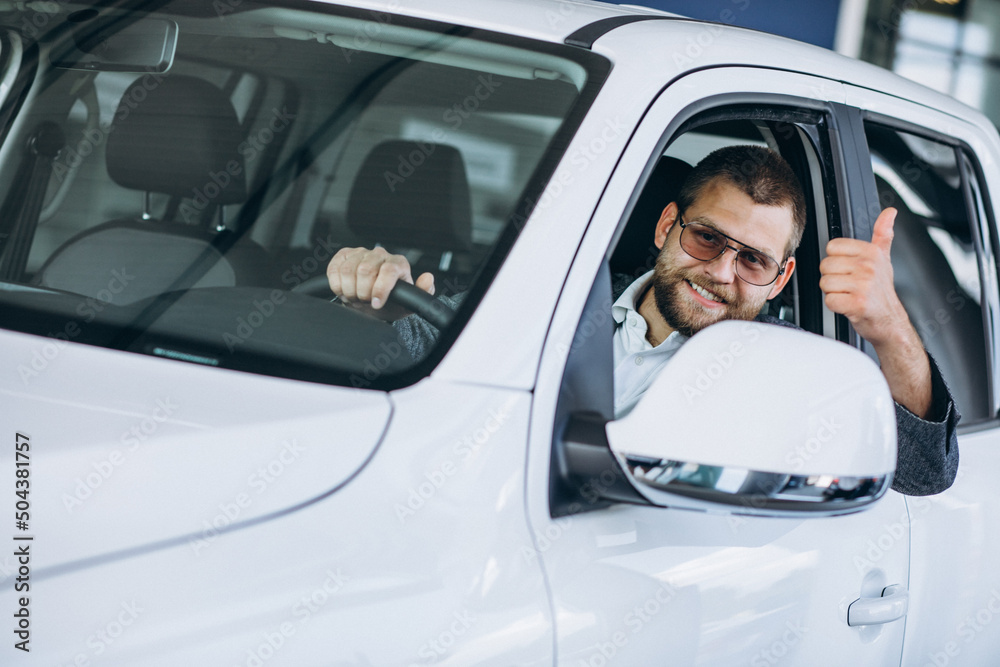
[327,247,435,309]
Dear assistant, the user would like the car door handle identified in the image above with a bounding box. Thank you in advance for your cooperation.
[847,584,909,626]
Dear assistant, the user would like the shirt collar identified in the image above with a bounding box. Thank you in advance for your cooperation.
[612,270,655,324]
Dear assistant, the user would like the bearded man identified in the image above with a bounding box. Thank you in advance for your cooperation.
[327,145,959,496]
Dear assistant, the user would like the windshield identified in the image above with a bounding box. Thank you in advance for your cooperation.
[0,1,606,388]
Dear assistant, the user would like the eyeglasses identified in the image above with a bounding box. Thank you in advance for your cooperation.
[677,216,785,286]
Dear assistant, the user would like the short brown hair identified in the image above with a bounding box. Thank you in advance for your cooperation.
[677,145,806,258]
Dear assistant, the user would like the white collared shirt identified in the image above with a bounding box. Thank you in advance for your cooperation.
[612,271,688,418]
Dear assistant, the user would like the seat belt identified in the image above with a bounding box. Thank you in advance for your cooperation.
[0,121,66,281]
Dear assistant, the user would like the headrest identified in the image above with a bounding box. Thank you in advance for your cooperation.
[106,75,247,205]
[609,155,692,276]
[347,140,471,252]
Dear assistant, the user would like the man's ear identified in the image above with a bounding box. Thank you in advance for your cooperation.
[654,202,679,249]
[767,256,796,300]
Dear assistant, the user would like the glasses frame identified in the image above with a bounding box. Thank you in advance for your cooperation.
[676,215,786,287]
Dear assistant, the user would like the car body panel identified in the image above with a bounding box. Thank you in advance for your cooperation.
[0,328,391,571]
[0,1,996,665]
[13,381,552,665]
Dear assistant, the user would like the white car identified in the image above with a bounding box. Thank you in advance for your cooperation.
[1,0,998,665]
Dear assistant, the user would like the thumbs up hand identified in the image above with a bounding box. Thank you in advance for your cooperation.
[819,208,910,348]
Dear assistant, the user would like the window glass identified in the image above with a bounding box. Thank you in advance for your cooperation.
[0,1,605,388]
[864,122,990,422]
[601,108,834,420]
[609,111,832,335]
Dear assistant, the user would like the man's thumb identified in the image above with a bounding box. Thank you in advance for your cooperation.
[872,207,896,255]
[415,272,435,296]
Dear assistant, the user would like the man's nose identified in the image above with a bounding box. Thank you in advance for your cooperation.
[704,246,739,283]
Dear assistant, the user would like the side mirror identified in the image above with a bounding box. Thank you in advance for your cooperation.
[555,321,896,518]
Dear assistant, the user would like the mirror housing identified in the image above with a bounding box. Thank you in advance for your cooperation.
[556,321,896,518]
[50,12,177,73]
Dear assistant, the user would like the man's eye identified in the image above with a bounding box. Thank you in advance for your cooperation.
[699,231,720,244]
[741,252,770,269]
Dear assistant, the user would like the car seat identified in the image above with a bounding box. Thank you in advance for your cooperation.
[877,176,988,420]
[346,139,473,292]
[609,155,692,279]
[34,75,270,305]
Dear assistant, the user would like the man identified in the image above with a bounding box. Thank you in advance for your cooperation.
[328,145,958,496]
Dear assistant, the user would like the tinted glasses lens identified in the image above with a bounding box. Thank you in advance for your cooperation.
[681,222,779,286]
[682,224,726,260]
[735,249,779,285]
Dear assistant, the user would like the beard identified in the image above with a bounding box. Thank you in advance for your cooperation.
[650,250,769,338]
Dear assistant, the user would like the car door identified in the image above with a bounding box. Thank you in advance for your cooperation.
[844,83,1000,665]
[525,66,913,665]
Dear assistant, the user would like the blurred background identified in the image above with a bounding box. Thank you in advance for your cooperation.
[607,0,999,126]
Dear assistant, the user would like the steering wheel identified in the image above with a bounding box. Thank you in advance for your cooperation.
[291,275,454,329]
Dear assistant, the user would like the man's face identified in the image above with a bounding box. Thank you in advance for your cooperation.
[650,177,797,337]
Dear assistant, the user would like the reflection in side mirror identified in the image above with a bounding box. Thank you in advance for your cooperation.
[50,12,178,73]
[605,321,896,517]
[553,321,897,518]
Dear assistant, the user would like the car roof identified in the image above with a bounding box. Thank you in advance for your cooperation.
[314,0,674,42]
[321,0,985,129]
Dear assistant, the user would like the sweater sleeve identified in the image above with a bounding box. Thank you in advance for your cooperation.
[391,292,466,361]
[890,352,960,496]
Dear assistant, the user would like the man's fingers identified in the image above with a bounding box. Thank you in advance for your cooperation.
[326,247,423,309]
[819,254,877,280]
[825,209,897,258]
[823,292,856,317]
[871,207,897,256]
[327,247,369,299]
[415,272,435,295]
[370,257,413,309]
[824,236,871,257]
[818,273,862,297]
